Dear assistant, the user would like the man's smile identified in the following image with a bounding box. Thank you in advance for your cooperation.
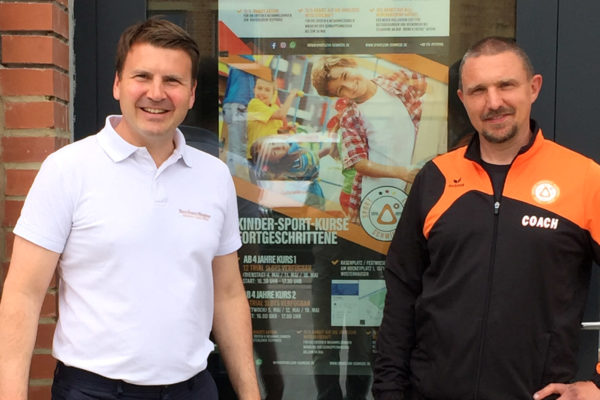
[141,107,169,114]
[482,107,515,123]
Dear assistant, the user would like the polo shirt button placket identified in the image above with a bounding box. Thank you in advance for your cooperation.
[152,179,168,204]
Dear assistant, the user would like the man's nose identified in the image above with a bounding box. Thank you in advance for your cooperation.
[147,79,166,100]
[486,88,503,109]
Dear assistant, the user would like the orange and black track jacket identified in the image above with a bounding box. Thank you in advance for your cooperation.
[373,121,600,400]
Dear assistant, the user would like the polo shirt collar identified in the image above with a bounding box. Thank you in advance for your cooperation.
[173,128,193,167]
[98,115,193,167]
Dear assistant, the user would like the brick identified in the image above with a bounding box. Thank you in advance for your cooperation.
[0,3,53,31]
[0,3,68,39]
[1,35,69,71]
[40,292,57,319]
[2,199,23,228]
[35,322,56,350]
[0,69,69,101]
[28,384,52,400]
[30,353,56,380]
[5,101,68,130]
[1,136,69,163]
[6,169,38,196]
[53,2,69,39]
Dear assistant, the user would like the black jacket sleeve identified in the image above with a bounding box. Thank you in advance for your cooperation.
[372,164,439,399]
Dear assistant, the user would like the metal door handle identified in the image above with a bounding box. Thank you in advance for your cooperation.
[582,322,600,330]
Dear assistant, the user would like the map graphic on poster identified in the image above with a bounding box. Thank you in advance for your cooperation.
[331,280,386,327]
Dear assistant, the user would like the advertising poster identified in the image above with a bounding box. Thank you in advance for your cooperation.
[217,1,449,398]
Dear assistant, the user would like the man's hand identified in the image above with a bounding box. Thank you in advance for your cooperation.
[534,381,600,399]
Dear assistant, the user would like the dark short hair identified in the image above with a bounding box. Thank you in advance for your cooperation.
[458,37,535,90]
[115,17,200,81]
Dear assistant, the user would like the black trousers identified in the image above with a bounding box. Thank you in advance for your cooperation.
[51,361,218,400]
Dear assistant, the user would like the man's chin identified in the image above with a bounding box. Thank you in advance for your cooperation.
[481,128,517,144]
[138,124,175,138]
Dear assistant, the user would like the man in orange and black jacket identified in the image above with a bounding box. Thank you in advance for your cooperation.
[373,37,600,400]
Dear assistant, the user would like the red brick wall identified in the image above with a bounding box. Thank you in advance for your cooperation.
[0,1,70,398]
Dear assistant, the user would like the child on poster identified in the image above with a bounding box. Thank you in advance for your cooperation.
[250,135,324,209]
[246,78,302,160]
[311,56,424,223]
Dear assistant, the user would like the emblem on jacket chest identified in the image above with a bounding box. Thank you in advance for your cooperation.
[531,180,560,204]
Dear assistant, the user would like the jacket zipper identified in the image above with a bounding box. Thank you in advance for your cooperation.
[467,129,534,398]
[473,169,505,399]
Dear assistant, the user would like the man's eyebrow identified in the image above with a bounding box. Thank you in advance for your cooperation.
[130,69,150,76]
[464,83,486,94]
[497,78,519,86]
[163,74,185,81]
[128,70,187,81]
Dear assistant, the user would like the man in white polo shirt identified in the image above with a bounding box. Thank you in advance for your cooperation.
[0,18,260,400]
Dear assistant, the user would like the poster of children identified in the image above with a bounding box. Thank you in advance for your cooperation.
[219,52,448,238]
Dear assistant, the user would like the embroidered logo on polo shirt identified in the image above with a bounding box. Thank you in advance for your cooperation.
[179,209,210,221]
[531,180,560,204]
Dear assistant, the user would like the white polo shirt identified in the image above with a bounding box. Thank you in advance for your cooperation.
[14,115,241,384]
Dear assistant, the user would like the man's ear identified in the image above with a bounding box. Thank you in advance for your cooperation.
[113,72,121,101]
[457,88,464,103]
[530,74,543,103]
[188,80,197,109]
